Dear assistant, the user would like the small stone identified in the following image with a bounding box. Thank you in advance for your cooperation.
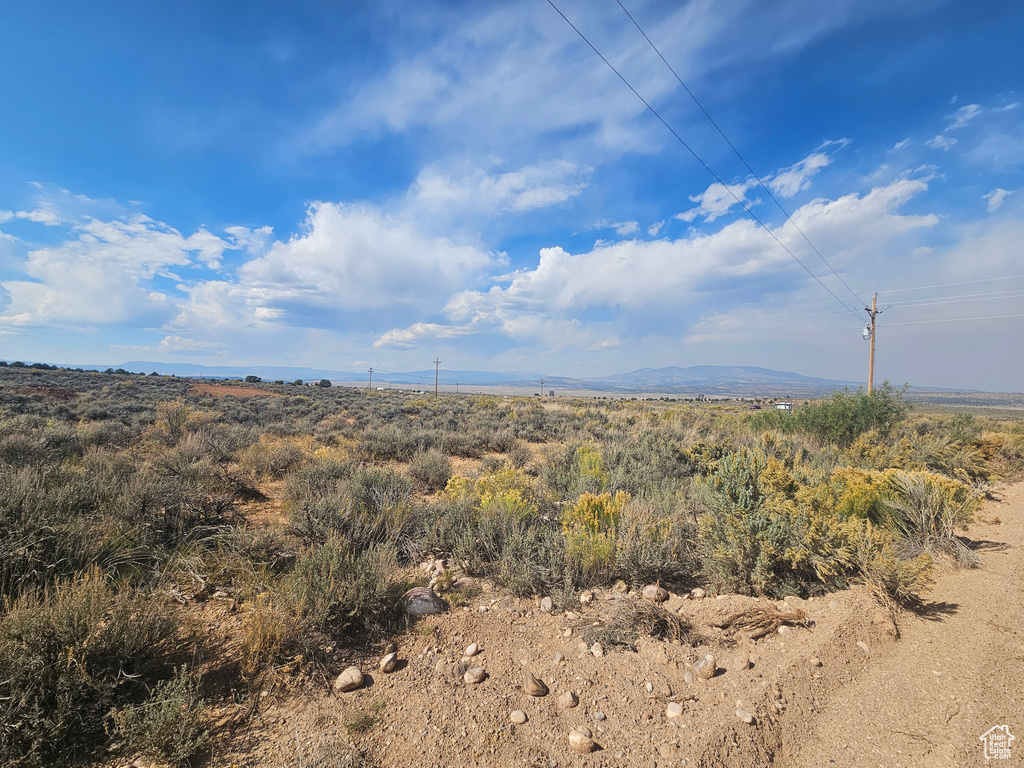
[809,657,822,667]
[645,682,654,693]
[465,642,480,657]
[731,655,751,671]
[333,666,364,692]
[591,642,604,658]
[553,652,565,664]
[690,588,706,599]
[510,710,528,725]
[524,671,549,697]
[642,584,669,602]
[540,596,554,612]
[778,625,793,637]
[379,652,398,673]
[579,590,594,605]
[857,641,870,654]
[658,743,676,759]
[568,727,596,753]
[383,641,397,654]
[402,587,447,617]
[694,654,717,680]
[558,691,579,709]
[736,709,755,724]
[464,667,487,685]
[666,702,684,719]
[683,671,695,684]
[594,711,606,721]
[563,627,573,638]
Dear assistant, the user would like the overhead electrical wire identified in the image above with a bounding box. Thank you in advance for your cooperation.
[876,274,1024,296]
[612,0,865,308]
[545,0,865,324]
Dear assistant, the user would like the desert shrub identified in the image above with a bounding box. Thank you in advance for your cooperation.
[356,424,431,462]
[562,491,628,579]
[853,520,933,607]
[449,465,540,519]
[285,459,353,501]
[613,501,697,587]
[881,470,982,567]
[0,571,184,767]
[112,666,210,768]
[237,436,306,479]
[570,445,610,496]
[946,413,982,444]
[508,442,532,469]
[408,449,452,492]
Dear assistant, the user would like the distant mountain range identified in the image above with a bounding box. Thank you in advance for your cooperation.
[83,360,888,396]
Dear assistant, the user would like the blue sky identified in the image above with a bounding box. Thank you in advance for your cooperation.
[1,0,1022,390]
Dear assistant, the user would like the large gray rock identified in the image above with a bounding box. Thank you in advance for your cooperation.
[402,587,447,616]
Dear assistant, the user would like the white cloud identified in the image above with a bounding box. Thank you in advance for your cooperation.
[945,103,982,131]
[0,211,13,223]
[15,208,62,226]
[157,335,226,352]
[926,135,958,150]
[595,219,640,237]
[0,214,233,327]
[983,188,1012,212]
[768,151,832,198]
[891,138,911,151]
[647,220,665,237]
[677,180,758,223]
[412,160,590,216]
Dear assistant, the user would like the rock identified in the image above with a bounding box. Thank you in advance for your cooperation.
[451,576,477,590]
[579,590,594,605]
[778,625,793,637]
[383,641,397,654]
[642,584,669,602]
[612,580,628,594]
[568,727,596,753]
[731,655,751,671]
[683,671,695,684]
[736,709,755,724]
[658,743,676,759]
[591,642,604,658]
[645,681,654,693]
[464,667,487,685]
[440,662,470,683]
[540,596,554,612]
[666,702,684,719]
[465,642,480,657]
[594,711,606,721]
[809,657,822,667]
[857,641,870,654]
[563,628,573,638]
[402,587,447,617]
[690,588,706,599]
[510,710,528,725]
[694,654,717,680]
[558,691,579,709]
[553,652,565,664]
[333,666,364,692]
[524,671,549,697]
[379,652,398,673]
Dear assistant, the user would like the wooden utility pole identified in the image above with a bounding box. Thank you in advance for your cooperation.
[540,378,544,397]
[434,358,440,397]
[367,367,373,392]
[865,293,878,394]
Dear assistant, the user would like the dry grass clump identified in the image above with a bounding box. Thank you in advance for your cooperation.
[710,604,808,639]
[579,598,694,649]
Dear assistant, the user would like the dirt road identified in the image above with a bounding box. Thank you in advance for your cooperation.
[787,481,1024,767]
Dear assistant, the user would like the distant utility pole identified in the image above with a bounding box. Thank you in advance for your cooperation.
[540,378,544,396]
[367,367,373,392]
[864,293,878,394]
[434,358,440,397]
[456,382,459,395]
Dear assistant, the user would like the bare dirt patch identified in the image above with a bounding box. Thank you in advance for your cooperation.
[189,383,285,398]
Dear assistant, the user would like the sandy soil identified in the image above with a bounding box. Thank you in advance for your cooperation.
[153,481,1023,768]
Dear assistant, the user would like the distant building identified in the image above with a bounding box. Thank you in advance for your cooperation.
[775,402,792,412]
[548,390,555,397]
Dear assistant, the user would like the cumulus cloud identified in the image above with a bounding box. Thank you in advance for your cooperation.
[676,180,758,223]
[647,220,665,236]
[15,208,62,226]
[768,152,831,198]
[984,188,1012,212]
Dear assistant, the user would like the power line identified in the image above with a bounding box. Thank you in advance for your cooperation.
[545,0,865,324]
[876,274,1024,296]
[613,0,864,307]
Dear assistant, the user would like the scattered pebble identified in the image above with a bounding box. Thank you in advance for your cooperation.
[683,671,695,684]
[552,652,565,664]
[524,671,549,697]
[558,691,579,709]
[568,727,596,753]
[510,710,528,725]
[691,588,706,599]
[809,657,822,667]
[594,711,606,721]
[778,625,793,637]
[736,709,755,725]
[857,641,870,654]
[591,643,604,658]
[563,628,573,638]
[402,587,447,617]
[642,584,669,602]
[540,596,554,612]
[379,652,398,673]
[645,681,654,693]
[333,666,364,693]
[464,667,487,685]
[579,590,594,605]
[732,655,751,671]
[465,642,480,657]
[694,654,717,680]
[666,702,684,719]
